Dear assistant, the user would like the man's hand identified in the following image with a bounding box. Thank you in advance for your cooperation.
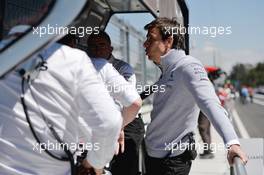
[115,130,125,155]
[227,144,248,165]
[81,160,103,175]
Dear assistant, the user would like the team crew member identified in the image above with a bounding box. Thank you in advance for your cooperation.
[87,31,145,175]
[143,17,248,175]
[0,39,122,174]
[108,55,145,175]
[87,31,141,127]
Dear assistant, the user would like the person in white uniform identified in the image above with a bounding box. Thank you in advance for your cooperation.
[87,31,141,128]
[0,34,123,175]
[87,31,144,175]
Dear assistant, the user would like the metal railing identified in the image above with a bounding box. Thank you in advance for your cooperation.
[230,157,248,175]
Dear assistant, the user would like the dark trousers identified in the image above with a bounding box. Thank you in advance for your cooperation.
[198,112,211,147]
[145,150,192,175]
[110,117,145,175]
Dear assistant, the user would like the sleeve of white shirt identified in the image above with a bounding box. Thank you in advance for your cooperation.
[102,63,140,107]
[75,53,122,169]
[181,63,239,146]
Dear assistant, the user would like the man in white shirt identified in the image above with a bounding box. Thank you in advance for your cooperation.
[0,37,122,175]
[87,31,144,175]
[87,32,142,128]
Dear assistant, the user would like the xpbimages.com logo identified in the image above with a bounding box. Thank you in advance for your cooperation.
[164,25,232,38]
[33,141,100,153]
[32,24,100,37]
[164,141,227,153]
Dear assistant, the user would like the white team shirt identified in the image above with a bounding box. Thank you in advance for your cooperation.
[91,58,140,108]
[0,43,122,174]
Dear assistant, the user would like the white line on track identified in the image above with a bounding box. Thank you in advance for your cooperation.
[231,109,250,138]
[253,98,264,106]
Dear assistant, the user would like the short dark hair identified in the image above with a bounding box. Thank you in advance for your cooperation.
[87,30,111,45]
[58,34,76,46]
[144,17,185,50]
